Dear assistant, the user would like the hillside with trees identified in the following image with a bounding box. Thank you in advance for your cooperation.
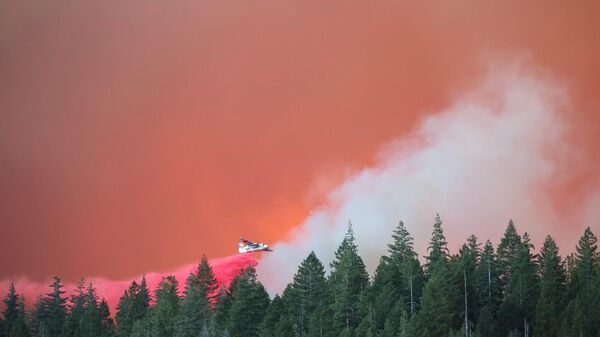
[2,217,599,337]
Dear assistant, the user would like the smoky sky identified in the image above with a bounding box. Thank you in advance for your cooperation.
[1,0,600,282]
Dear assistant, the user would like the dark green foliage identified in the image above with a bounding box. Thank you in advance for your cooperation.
[425,214,449,276]
[497,220,522,288]
[2,284,19,337]
[60,279,86,337]
[498,233,537,337]
[534,236,566,337]
[475,240,501,321]
[328,222,369,336]
[115,277,151,337]
[259,295,292,337]
[98,300,115,337]
[196,255,218,307]
[227,268,269,337]
[176,272,209,337]
[286,252,327,336]
[44,277,68,337]
[80,283,102,337]
[415,270,453,337]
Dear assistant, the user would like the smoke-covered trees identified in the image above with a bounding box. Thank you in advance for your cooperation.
[5,219,600,337]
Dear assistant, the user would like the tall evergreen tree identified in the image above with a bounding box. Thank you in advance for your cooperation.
[561,227,600,336]
[80,283,102,337]
[2,283,19,337]
[498,233,537,337]
[497,220,522,289]
[387,221,423,318]
[196,256,218,308]
[328,221,369,336]
[98,299,115,337]
[116,281,138,337]
[287,252,327,336]
[176,272,209,337]
[259,295,292,337]
[534,236,566,337]
[44,277,67,337]
[227,268,270,337]
[10,295,31,337]
[151,276,180,337]
[60,279,86,337]
[416,215,454,337]
[425,214,449,276]
[474,240,501,337]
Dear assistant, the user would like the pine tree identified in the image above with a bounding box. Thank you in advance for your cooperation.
[415,271,453,337]
[259,295,292,337]
[151,276,180,337]
[328,221,369,336]
[498,233,537,337]
[44,277,67,337]
[98,299,115,337]
[227,268,270,337]
[134,277,151,322]
[287,252,327,336]
[213,284,233,334]
[451,235,480,334]
[415,215,454,337]
[475,240,501,323]
[176,272,209,337]
[2,283,19,337]
[196,255,218,308]
[80,283,102,337]
[425,214,449,277]
[31,296,47,337]
[10,295,31,337]
[534,236,566,337]
[60,279,86,337]
[387,221,423,318]
[562,227,600,336]
[116,281,138,337]
[497,220,522,289]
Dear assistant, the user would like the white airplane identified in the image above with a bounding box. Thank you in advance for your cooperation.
[238,238,272,253]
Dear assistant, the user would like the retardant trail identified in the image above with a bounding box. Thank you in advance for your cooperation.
[0,253,257,312]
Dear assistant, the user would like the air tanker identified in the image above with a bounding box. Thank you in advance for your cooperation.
[238,238,273,253]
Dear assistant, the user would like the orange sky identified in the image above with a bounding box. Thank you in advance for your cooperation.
[1,0,600,282]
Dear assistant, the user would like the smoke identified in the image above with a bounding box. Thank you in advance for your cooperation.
[257,60,592,294]
[0,254,256,312]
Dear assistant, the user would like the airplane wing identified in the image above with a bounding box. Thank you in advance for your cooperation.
[240,237,253,244]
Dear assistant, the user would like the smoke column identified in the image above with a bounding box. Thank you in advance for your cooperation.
[258,60,598,294]
[0,254,255,311]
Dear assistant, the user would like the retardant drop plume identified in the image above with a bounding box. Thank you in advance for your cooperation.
[257,59,600,295]
[0,254,256,311]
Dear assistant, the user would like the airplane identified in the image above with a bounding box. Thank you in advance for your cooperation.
[238,238,273,253]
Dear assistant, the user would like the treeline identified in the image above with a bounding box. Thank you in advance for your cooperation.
[2,216,600,337]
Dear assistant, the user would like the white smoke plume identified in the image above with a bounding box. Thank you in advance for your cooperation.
[257,60,588,294]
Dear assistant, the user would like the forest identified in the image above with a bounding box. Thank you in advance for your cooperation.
[2,215,599,337]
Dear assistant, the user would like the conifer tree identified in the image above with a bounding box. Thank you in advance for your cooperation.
[134,277,151,322]
[98,299,115,337]
[451,235,480,334]
[287,252,327,336]
[475,240,501,318]
[60,279,86,337]
[31,296,47,337]
[328,221,369,336]
[2,283,19,337]
[415,215,454,337]
[176,272,209,337]
[196,256,218,308]
[10,295,31,337]
[497,220,522,289]
[44,277,67,337]
[259,295,292,337]
[534,236,566,337]
[498,233,537,337]
[227,268,270,337]
[387,221,423,317]
[80,283,102,337]
[414,271,453,337]
[425,214,449,277]
[561,227,600,336]
[151,276,180,337]
[116,281,138,337]
[213,284,234,334]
